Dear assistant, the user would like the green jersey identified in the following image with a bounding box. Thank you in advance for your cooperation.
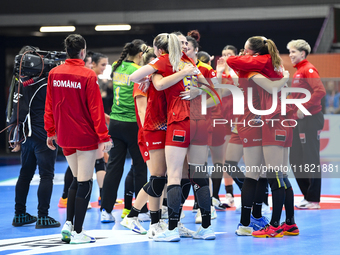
[110,60,140,122]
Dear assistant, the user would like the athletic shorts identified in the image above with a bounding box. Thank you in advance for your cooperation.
[62,144,98,157]
[262,117,294,147]
[138,129,150,162]
[229,132,242,145]
[165,119,190,148]
[208,120,228,147]
[190,119,209,146]
[238,125,262,148]
[144,130,166,151]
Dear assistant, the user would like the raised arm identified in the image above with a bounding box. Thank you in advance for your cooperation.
[152,64,197,91]
[250,70,290,94]
[130,65,157,83]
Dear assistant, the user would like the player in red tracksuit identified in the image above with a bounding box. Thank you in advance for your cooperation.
[287,39,326,211]
[227,36,294,238]
[130,33,215,241]
[44,34,112,244]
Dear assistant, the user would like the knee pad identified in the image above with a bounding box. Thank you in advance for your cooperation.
[188,164,209,192]
[77,179,93,200]
[95,158,106,173]
[181,178,191,204]
[211,163,224,179]
[188,164,209,183]
[267,170,284,192]
[283,176,292,189]
[70,177,78,190]
[142,182,150,193]
[196,185,211,212]
[144,176,166,197]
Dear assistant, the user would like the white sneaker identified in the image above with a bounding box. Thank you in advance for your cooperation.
[235,223,255,236]
[211,206,217,220]
[61,221,73,243]
[297,201,320,209]
[193,225,216,240]
[295,198,309,208]
[212,197,228,210]
[153,227,180,242]
[235,203,241,214]
[159,219,168,230]
[147,222,164,239]
[180,210,185,219]
[195,209,202,224]
[261,203,271,215]
[121,215,147,234]
[225,193,235,207]
[70,230,96,244]
[101,209,115,223]
[138,212,151,222]
[178,222,194,238]
[87,202,92,210]
[161,206,168,219]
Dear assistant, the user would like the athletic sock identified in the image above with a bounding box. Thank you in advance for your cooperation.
[252,178,267,218]
[240,178,257,226]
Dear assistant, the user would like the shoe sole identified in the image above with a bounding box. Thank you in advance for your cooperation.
[193,234,216,240]
[70,239,96,244]
[235,231,252,236]
[252,233,284,238]
[12,219,37,227]
[284,231,300,236]
[36,223,61,229]
[101,220,114,223]
[62,230,72,243]
[154,236,180,242]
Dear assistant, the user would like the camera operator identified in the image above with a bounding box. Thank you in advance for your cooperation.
[7,45,60,229]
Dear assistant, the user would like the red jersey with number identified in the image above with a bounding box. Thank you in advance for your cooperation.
[227,56,261,123]
[197,60,222,119]
[133,83,147,129]
[144,79,167,131]
[228,54,291,120]
[291,59,325,117]
[148,53,202,124]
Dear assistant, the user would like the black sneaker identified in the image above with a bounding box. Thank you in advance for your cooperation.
[35,216,61,229]
[12,213,37,227]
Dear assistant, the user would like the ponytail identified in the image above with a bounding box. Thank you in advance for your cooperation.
[154,33,182,72]
[168,34,182,72]
[266,39,282,71]
[247,36,282,73]
[111,39,146,74]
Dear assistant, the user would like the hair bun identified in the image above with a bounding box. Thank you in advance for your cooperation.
[187,30,201,42]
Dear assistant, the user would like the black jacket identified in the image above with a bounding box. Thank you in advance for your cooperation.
[6,77,48,143]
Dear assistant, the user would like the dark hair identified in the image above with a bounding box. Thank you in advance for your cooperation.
[84,51,93,63]
[222,45,238,55]
[92,52,108,65]
[112,39,146,73]
[187,30,201,42]
[247,36,282,71]
[197,51,211,64]
[172,31,184,37]
[64,34,86,59]
[187,30,200,51]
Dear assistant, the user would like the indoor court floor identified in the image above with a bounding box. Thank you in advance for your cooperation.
[1,155,339,255]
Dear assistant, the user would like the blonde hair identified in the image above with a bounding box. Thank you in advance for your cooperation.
[287,39,311,57]
[153,33,182,72]
[141,46,156,65]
